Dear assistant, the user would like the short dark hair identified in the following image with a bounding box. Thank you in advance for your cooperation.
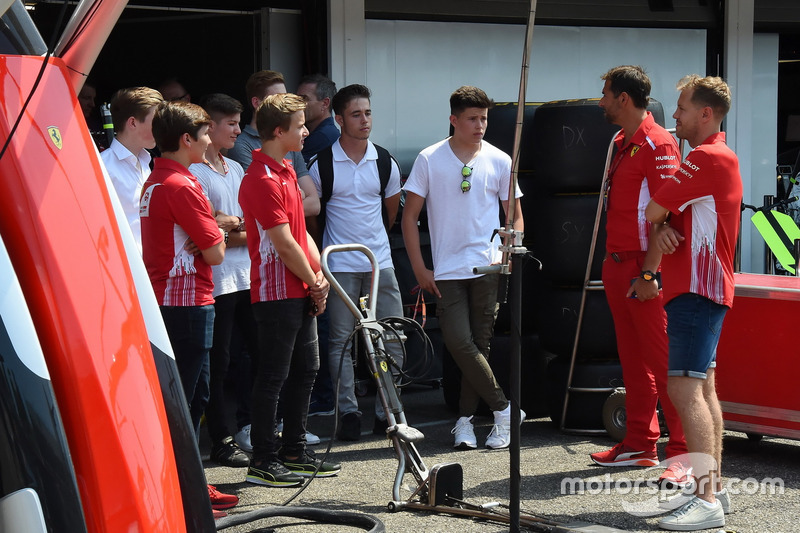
[331,84,371,116]
[298,74,337,101]
[601,65,651,109]
[255,93,306,141]
[677,74,732,118]
[152,101,211,153]
[450,86,493,116]
[245,70,285,101]
[197,93,243,121]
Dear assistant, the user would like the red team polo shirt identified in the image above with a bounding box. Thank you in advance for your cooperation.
[652,132,742,307]
[140,158,222,306]
[239,150,311,303]
[606,112,681,253]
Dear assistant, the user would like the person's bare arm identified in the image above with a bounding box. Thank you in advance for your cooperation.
[384,192,401,231]
[645,199,684,254]
[298,175,321,217]
[401,192,440,298]
[199,228,226,265]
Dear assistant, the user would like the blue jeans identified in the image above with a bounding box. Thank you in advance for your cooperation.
[436,274,507,416]
[665,293,729,379]
[251,298,319,464]
[327,268,405,419]
[160,305,214,439]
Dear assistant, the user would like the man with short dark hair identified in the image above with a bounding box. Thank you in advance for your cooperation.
[189,93,254,468]
[647,75,741,531]
[296,74,339,164]
[308,84,403,440]
[589,65,688,488]
[402,86,524,450]
[239,93,341,488]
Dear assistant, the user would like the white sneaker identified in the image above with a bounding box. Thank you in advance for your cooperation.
[306,431,321,445]
[716,488,731,515]
[658,496,724,531]
[234,424,252,453]
[452,416,477,449]
[485,407,526,450]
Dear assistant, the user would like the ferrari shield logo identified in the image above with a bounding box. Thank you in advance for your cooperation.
[380,361,388,373]
[47,126,63,150]
[630,145,639,157]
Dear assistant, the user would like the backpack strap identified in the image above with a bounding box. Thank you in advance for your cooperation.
[307,146,334,249]
[311,146,335,206]
[373,144,401,229]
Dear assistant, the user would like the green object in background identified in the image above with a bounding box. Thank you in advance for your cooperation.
[751,209,800,274]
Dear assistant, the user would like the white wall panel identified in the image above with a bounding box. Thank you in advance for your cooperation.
[365,20,706,170]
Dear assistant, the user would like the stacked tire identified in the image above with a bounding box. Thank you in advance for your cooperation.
[529,98,620,429]
[528,98,666,430]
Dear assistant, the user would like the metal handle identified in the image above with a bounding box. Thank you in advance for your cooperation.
[320,244,381,321]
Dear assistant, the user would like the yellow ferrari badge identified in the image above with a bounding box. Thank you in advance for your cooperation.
[47,126,63,150]
[380,361,388,373]
[630,145,639,157]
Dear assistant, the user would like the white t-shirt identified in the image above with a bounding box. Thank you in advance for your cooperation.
[404,138,521,280]
[101,138,151,252]
[189,155,250,297]
[309,140,401,272]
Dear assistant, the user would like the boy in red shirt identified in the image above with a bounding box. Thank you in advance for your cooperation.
[239,93,340,487]
[140,101,236,514]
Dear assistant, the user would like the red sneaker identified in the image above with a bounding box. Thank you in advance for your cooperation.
[208,484,239,510]
[658,461,695,489]
[212,509,227,519]
[590,443,659,467]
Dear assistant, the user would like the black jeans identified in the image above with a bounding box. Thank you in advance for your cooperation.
[251,298,319,464]
[205,290,259,445]
[160,304,214,440]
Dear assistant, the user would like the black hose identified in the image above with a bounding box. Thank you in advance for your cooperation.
[214,505,385,532]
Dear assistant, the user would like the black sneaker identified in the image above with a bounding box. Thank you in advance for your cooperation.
[246,461,303,487]
[373,417,389,436]
[337,412,361,441]
[211,436,250,468]
[279,449,341,478]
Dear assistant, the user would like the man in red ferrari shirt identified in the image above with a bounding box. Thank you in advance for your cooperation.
[589,66,687,487]
[646,75,742,531]
[239,93,340,488]
[140,101,237,515]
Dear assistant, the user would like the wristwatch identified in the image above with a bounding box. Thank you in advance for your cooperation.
[640,270,656,282]
[223,230,229,245]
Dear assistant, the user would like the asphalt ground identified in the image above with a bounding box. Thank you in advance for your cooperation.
[204,385,800,533]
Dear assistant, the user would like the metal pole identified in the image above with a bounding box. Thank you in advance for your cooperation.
[507,3,537,532]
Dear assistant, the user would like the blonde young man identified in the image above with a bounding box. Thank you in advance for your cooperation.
[403,86,524,450]
[646,76,742,531]
[101,86,164,251]
[239,93,340,487]
[228,70,319,217]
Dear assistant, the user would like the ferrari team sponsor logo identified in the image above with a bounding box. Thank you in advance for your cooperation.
[630,145,639,157]
[47,126,62,149]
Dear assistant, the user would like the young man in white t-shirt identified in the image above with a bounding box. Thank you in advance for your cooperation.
[402,86,525,450]
[189,93,255,468]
